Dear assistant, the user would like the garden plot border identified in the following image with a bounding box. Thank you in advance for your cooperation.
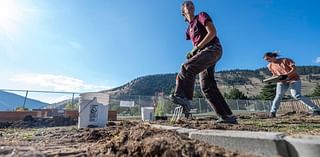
[151,124,320,157]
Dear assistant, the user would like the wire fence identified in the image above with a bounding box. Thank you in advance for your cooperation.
[1,89,320,116]
[0,89,80,111]
[107,95,320,116]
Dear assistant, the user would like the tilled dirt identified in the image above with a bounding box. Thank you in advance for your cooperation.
[0,116,77,129]
[0,121,258,157]
[153,111,320,136]
[0,111,318,156]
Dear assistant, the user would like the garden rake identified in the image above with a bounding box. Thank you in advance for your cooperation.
[170,105,183,123]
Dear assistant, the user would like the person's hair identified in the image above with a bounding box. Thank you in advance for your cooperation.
[181,1,194,16]
[264,51,279,58]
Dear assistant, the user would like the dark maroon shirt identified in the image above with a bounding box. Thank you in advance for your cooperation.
[186,12,219,47]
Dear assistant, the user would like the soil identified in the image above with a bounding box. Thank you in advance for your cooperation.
[0,121,258,157]
[0,116,77,129]
[153,111,320,136]
[0,111,318,156]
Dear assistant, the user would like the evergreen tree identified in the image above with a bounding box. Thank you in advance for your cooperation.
[154,96,174,116]
[259,83,276,100]
[155,96,165,116]
[193,85,203,98]
[312,83,320,97]
[193,90,203,98]
[224,88,247,100]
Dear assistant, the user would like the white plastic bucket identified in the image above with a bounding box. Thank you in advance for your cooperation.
[78,92,109,128]
[141,107,154,121]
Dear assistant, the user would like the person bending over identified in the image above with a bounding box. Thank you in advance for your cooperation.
[263,52,320,117]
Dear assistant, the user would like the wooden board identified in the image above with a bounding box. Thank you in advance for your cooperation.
[263,75,281,83]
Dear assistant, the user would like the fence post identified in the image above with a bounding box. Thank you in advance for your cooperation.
[236,99,239,111]
[139,95,141,114]
[198,98,201,113]
[71,93,75,108]
[71,93,74,105]
[23,91,29,109]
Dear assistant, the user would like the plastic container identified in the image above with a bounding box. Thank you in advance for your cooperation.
[78,92,109,128]
[141,107,154,121]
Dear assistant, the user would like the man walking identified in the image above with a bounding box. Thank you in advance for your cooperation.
[170,1,237,124]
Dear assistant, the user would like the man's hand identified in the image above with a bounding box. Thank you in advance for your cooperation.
[186,46,199,59]
[279,75,288,81]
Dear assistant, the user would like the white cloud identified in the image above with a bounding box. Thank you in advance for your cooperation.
[315,57,320,64]
[9,73,110,92]
[0,72,115,103]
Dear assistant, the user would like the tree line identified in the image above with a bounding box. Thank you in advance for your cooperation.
[223,83,320,100]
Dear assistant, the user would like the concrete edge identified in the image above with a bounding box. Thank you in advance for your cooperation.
[284,135,320,157]
[189,129,288,157]
[150,124,320,157]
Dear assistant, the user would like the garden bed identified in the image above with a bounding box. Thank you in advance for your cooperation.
[0,121,257,157]
[0,111,319,156]
[152,111,320,136]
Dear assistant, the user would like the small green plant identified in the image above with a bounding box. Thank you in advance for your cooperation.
[155,97,165,116]
[22,132,33,140]
[6,128,17,134]
[65,102,79,110]
[16,106,28,111]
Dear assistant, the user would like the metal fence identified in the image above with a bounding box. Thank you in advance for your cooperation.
[108,95,320,116]
[0,89,80,111]
[1,89,320,116]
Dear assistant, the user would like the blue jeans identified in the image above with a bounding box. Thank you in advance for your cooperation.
[270,80,320,113]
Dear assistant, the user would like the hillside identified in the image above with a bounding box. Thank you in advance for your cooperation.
[103,66,320,97]
[0,91,49,111]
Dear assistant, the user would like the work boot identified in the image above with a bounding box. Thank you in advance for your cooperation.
[169,94,192,113]
[312,110,320,116]
[269,112,276,118]
[215,115,238,124]
[185,112,192,119]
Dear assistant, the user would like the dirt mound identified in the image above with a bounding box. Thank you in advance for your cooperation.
[84,123,256,157]
[0,121,258,157]
[0,116,77,128]
[0,112,318,156]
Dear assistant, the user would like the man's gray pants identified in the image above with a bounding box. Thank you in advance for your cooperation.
[174,43,233,117]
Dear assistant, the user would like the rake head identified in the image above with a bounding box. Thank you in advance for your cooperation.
[170,106,193,123]
[170,106,183,123]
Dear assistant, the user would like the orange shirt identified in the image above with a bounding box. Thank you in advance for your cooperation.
[267,58,300,81]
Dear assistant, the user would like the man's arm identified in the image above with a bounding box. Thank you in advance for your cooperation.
[196,21,216,49]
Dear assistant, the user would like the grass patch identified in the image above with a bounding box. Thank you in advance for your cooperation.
[241,118,320,134]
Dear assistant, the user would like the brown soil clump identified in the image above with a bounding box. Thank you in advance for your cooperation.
[0,116,77,129]
[0,121,258,157]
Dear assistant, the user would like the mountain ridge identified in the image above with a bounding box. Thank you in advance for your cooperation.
[0,91,49,111]
[102,66,320,97]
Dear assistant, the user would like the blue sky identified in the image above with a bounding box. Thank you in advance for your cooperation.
[0,0,320,102]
